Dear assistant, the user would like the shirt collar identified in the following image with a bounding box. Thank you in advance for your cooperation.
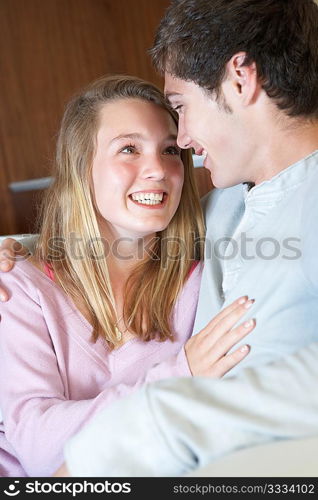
[243,149,318,207]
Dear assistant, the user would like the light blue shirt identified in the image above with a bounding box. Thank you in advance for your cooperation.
[193,150,318,372]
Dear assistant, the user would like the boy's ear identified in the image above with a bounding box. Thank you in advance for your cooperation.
[226,52,260,106]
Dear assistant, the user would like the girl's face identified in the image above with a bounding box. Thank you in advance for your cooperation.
[92,98,184,240]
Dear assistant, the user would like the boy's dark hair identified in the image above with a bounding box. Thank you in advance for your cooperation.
[151,0,318,118]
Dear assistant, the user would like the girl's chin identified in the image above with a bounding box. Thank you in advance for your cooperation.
[128,215,172,235]
[113,226,168,240]
[132,226,168,237]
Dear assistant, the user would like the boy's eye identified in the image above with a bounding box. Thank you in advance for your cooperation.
[164,145,181,155]
[173,105,183,113]
[121,144,136,154]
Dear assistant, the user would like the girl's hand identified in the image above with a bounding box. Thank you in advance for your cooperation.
[185,296,255,378]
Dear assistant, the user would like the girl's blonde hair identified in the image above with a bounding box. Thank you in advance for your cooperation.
[36,75,205,349]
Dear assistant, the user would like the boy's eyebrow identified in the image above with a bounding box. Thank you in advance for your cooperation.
[165,92,182,99]
[110,133,178,143]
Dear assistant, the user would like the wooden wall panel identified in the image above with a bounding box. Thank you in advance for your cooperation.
[0,147,15,236]
[195,168,213,198]
[0,0,171,235]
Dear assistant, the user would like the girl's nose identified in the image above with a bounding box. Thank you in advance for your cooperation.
[141,155,166,180]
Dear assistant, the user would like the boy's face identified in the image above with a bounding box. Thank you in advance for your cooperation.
[164,72,255,188]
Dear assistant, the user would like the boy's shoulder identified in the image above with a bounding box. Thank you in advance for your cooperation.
[201,184,245,232]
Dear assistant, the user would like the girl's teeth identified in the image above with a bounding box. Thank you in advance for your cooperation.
[131,192,164,204]
[135,199,162,205]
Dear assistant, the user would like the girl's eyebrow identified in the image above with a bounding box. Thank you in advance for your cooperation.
[110,133,178,144]
[110,133,144,144]
[163,134,178,142]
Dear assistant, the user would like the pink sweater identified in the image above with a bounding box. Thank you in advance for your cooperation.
[0,259,202,477]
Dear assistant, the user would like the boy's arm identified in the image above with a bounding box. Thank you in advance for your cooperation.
[63,342,318,477]
[0,236,38,300]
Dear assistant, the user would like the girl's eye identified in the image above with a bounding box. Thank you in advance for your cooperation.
[120,144,136,154]
[164,145,181,156]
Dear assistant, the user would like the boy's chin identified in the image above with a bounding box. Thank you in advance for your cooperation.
[211,177,241,189]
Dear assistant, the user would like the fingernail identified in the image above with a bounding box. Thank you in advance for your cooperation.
[244,319,254,328]
[240,345,249,352]
[0,262,9,271]
[238,296,248,304]
[244,299,254,309]
[0,293,6,301]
